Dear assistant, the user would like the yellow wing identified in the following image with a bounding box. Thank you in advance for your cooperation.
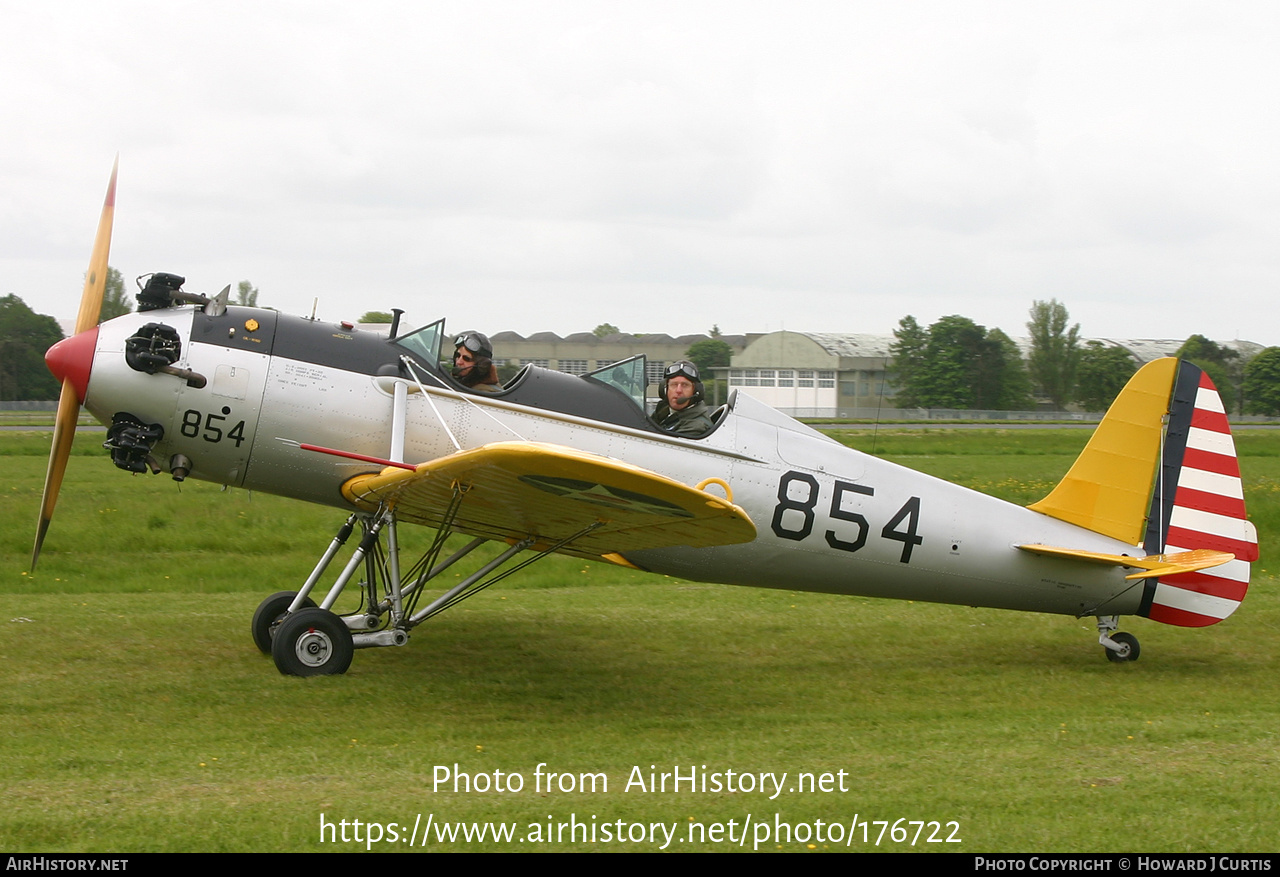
[341,441,755,559]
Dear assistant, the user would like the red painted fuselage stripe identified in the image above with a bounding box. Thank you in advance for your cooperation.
[1147,602,1224,628]
[1190,408,1231,433]
[1165,527,1259,561]
[1172,486,1247,519]
[1180,447,1242,478]
[1155,573,1248,602]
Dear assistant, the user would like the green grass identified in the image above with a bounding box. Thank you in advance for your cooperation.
[0,411,95,428]
[1,430,1278,852]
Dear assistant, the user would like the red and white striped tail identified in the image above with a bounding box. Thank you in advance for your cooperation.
[1143,366,1257,627]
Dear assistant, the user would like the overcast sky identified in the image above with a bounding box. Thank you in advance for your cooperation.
[4,1,1278,346]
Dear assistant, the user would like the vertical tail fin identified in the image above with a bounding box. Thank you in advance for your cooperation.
[1139,361,1256,627]
[1029,358,1254,627]
[1028,357,1177,545]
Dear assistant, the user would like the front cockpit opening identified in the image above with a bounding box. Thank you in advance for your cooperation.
[389,317,728,439]
[393,318,446,370]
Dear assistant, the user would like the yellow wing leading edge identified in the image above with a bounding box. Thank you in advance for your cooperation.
[341,441,755,559]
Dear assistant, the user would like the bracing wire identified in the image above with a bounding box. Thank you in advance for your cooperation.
[399,355,527,444]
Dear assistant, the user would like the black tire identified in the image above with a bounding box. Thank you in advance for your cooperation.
[271,607,354,676]
[1104,632,1140,663]
[251,591,317,654]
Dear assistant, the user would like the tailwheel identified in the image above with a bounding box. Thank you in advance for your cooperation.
[1104,632,1140,663]
[251,591,318,654]
[272,607,354,676]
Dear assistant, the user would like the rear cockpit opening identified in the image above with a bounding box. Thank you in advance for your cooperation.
[389,317,729,439]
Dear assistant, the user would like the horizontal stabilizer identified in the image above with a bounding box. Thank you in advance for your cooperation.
[1016,543,1235,580]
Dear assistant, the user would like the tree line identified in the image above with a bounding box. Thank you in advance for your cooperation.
[7,283,1280,415]
[892,299,1280,414]
[890,300,1135,412]
[1,270,261,400]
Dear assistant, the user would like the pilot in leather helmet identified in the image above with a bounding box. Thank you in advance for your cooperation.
[452,331,502,393]
[654,360,714,437]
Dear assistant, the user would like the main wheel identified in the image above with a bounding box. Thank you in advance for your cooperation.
[271,607,354,676]
[251,591,317,654]
[1104,632,1140,663]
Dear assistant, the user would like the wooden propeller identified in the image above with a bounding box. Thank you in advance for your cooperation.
[32,158,118,569]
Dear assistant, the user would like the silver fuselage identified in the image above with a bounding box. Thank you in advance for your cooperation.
[84,308,1144,619]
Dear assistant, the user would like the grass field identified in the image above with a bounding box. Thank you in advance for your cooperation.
[1,429,1277,852]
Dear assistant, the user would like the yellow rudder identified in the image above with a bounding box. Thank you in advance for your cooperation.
[1027,357,1179,544]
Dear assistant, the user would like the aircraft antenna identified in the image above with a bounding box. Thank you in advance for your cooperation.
[870,355,889,456]
[1155,411,1170,553]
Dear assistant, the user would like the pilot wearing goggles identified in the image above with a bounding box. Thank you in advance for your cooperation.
[654,360,714,437]
[452,331,501,393]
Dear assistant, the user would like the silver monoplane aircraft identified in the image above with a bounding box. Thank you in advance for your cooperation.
[35,164,1257,675]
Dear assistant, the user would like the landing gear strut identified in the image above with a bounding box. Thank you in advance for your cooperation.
[254,495,602,676]
[1096,616,1140,663]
